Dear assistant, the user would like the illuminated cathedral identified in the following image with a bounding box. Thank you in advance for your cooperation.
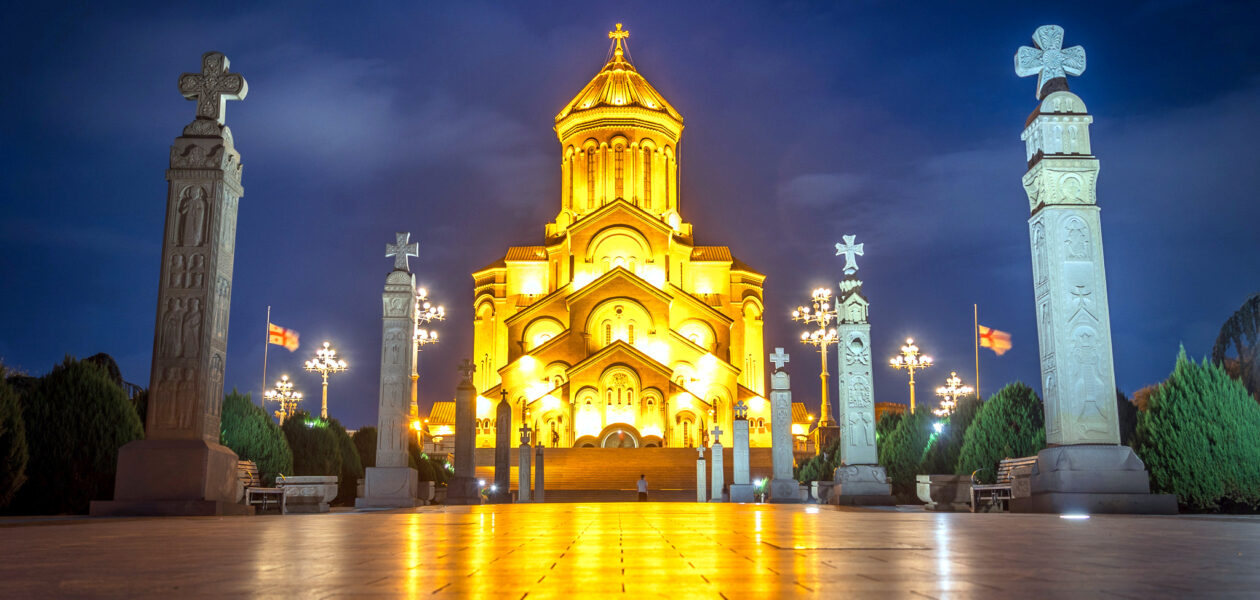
[468,25,772,450]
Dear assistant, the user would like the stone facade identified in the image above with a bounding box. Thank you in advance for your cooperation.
[93,52,250,517]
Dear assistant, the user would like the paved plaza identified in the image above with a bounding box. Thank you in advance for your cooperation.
[2,503,1258,598]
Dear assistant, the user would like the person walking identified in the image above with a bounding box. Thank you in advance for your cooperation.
[637,474,648,502]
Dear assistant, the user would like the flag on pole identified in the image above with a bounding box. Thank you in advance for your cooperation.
[978,325,1012,356]
[268,323,300,352]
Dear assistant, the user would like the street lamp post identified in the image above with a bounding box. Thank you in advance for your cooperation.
[793,288,840,427]
[304,341,347,419]
[889,338,933,414]
[264,374,303,425]
[934,371,974,418]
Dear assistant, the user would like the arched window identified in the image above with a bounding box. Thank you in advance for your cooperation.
[614,145,624,199]
[603,321,613,346]
[586,149,596,209]
[627,322,636,345]
[643,148,652,209]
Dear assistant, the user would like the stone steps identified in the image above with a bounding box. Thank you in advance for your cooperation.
[471,447,775,494]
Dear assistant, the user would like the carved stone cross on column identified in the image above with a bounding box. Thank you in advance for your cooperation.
[835,235,864,276]
[711,425,724,440]
[697,445,705,458]
[178,52,249,125]
[386,232,419,272]
[1015,25,1086,100]
[769,347,790,371]
[519,424,532,445]
[734,400,749,420]
[457,359,476,383]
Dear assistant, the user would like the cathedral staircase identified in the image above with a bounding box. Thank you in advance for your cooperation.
[472,447,775,503]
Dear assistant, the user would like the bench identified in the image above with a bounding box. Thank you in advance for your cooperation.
[970,456,1038,512]
[238,460,286,515]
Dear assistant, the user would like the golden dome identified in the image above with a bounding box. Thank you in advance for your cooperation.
[555,24,683,142]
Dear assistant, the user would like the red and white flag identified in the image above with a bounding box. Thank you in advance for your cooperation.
[268,323,300,352]
[978,325,1011,356]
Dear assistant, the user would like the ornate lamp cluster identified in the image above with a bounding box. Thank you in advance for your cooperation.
[934,371,974,418]
[414,286,446,351]
[889,338,933,414]
[792,287,839,426]
[304,341,347,419]
[265,374,302,425]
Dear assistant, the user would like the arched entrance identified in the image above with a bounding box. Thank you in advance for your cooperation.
[598,423,641,448]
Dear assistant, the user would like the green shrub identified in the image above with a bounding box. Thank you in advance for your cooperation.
[1116,388,1138,445]
[1132,349,1260,511]
[408,438,437,482]
[878,410,933,498]
[327,418,363,505]
[282,411,341,477]
[11,357,144,514]
[0,377,29,508]
[956,382,1045,483]
[130,389,149,428]
[353,426,377,469]
[219,390,292,485]
[876,411,903,445]
[794,436,841,483]
[919,393,981,475]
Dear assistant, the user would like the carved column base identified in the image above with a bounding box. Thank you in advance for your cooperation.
[1011,445,1177,514]
[355,466,419,509]
[445,476,482,506]
[831,464,895,505]
[91,439,251,516]
[769,479,802,503]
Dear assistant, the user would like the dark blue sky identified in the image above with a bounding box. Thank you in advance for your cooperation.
[3,1,1258,429]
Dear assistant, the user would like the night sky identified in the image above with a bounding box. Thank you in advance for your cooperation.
[3,2,1258,430]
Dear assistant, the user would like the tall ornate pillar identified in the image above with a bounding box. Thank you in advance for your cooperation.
[767,349,800,502]
[357,233,421,508]
[1011,25,1174,514]
[831,236,893,504]
[93,52,250,516]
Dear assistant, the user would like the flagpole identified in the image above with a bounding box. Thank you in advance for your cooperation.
[262,305,271,408]
[973,303,981,401]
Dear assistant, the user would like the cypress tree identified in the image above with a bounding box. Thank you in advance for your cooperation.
[0,376,28,508]
[956,382,1046,483]
[219,390,293,485]
[918,393,981,475]
[878,410,933,498]
[282,410,341,477]
[352,426,378,469]
[1133,348,1260,511]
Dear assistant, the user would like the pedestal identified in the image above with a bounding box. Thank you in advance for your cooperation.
[355,466,420,508]
[1010,445,1177,514]
[769,479,800,503]
[534,446,545,503]
[729,484,756,503]
[91,439,252,516]
[710,444,725,502]
[831,464,895,505]
[445,476,480,505]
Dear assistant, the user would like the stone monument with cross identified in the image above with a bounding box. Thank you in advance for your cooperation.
[695,444,708,503]
[94,52,250,516]
[728,400,756,502]
[491,389,512,503]
[767,348,800,502]
[1011,25,1174,514]
[709,424,724,502]
[518,424,532,502]
[357,233,423,508]
[830,235,894,504]
[446,359,482,505]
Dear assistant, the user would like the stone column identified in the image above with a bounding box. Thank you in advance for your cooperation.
[445,362,481,505]
[518,426,532,502]
[358,233,423,509]
[710,429,724,502]
[534,445,545,502]
[1011,25,1175,514]
[696,446,707,503]
[767,349,799,502]
[830,243,894,504]
[491,398,511,503]
[728,404,755,502]
[94,52,250,516]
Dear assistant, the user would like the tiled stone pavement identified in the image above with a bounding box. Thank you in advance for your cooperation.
[1,503,1258,598]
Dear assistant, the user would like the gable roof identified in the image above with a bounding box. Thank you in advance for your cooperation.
[567,340,673,380]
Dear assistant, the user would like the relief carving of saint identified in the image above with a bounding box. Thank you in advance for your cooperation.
[1032,222,1049,285]
[182,298,202,358]
[1064,217,1090,260]
[1068,325,1110,438]
[1060,174,1083,203]
[169,255,186,288]
[177,186,207,247]
[848,379,872,408]
[161,299,184,358]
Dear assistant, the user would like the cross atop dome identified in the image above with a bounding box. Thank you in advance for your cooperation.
[609,23,629,59]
